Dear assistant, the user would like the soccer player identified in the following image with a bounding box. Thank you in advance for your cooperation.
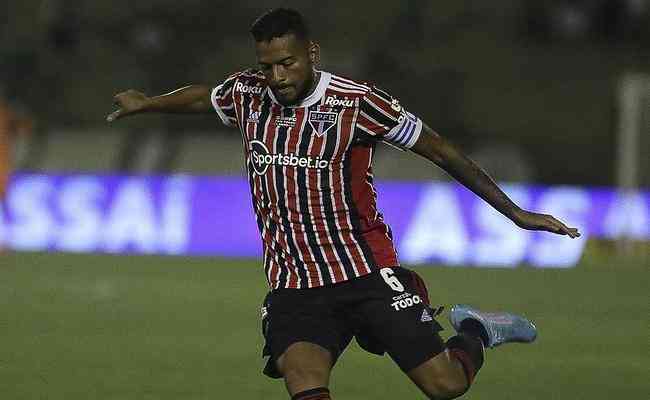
[107,9,580,400]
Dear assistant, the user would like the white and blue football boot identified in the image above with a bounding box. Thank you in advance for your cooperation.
[449,304,538,348]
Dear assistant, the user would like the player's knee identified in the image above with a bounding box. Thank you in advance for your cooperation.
[437,376,469,399]
[282,364,330,389]
[421,374,468,400]
[278,343,332,391]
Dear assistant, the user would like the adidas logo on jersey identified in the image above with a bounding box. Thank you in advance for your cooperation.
[234,82,264,95]
[247,110,260,123]
[325,96,354,107]
[391,99,402,112]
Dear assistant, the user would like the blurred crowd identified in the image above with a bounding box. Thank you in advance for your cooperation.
[1,0,648,184]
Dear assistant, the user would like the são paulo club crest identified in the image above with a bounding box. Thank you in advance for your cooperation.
[308,111,338,137]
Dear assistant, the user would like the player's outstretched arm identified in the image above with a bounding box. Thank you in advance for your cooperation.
[106,85,213,122]
[410,123,580,238]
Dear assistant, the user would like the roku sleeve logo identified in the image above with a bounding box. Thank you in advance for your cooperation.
[234,82,264,95]
[249,140,330,175]
[325,96,354,107]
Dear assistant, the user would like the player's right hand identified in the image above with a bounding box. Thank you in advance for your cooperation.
[106,90,149,122]
[512,209,581,238]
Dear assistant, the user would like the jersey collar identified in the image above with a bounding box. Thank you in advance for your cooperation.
[267,71,331,108]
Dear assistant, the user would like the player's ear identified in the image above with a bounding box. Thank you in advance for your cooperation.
[308,41,321,67]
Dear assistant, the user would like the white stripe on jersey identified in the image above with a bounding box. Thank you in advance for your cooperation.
[315,137,347,283]
[357,123,380,137]
[293,113,324,288]
[329,114,357,281]
[267,111,296,289]
[256,103,278,288]
[359,110,386,133]
[330,79,369,94]
[366,146,379,222]
[346,103,371,275]
[268,111,304,289]
[304,121,333,285]
[211,84,236,127]
[317,96,352,282]
[282,112,322,287]
[332,76,371,91]
[329,82,366,95]
[364,96,399,122]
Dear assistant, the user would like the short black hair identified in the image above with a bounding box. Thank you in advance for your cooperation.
[250,8,310,42]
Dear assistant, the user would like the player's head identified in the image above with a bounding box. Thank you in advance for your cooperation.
[250,8,320,106]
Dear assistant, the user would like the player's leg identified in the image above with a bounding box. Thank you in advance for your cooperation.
[276,341,333,399]
[353,267,470,398]
[354,268,536,399]
[406,331,485,399]
[404,271,486,399]
[408,303,538,399]
[260,288,353,400]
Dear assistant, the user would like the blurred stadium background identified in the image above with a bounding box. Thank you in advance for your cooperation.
[1,1,648,399]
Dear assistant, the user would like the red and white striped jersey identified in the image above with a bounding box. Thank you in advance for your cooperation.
[211,69,422,289]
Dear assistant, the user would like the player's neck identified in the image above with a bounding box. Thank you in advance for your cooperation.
[297,70,321,104]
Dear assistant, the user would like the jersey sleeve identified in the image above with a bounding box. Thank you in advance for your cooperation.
[210,73,240,127]
[356,86,422,150]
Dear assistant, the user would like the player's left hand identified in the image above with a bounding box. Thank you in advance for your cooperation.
[512,209,581,238]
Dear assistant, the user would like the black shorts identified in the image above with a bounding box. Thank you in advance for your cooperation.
[261,267,445,378]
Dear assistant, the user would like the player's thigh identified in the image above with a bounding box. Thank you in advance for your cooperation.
[407,349,468,399]
[356,267,446,372]
[262,288,352,384]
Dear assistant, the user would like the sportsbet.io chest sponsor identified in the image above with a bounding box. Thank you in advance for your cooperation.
[249,140,330,176]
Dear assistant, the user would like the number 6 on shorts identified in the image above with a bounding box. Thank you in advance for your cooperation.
[380,268,405,292]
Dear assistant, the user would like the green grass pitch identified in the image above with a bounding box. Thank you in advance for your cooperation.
[1,253,647,399]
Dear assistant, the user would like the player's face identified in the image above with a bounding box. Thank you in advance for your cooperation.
[255,34,318,106]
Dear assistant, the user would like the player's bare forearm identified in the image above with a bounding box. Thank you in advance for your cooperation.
[411,124,521,220]
[410,124,580,238]
[147,85,213,113]
[107,85,213,122]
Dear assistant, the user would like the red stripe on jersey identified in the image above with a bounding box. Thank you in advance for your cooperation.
[306,122,346,284]
[331,76,370,91]
[286,109,322,288]
[355,112,389,136]
[327,80,367,97]
[337,75,371,89]
[246,94,273,248]
[255,101,282,286]
[264,105,296,288]
[348,145,400,268]
[291,110,320,288]
[364,92,399,122]
[223,70,403,289]
[334,107,371,276]
[329,83,365,95]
